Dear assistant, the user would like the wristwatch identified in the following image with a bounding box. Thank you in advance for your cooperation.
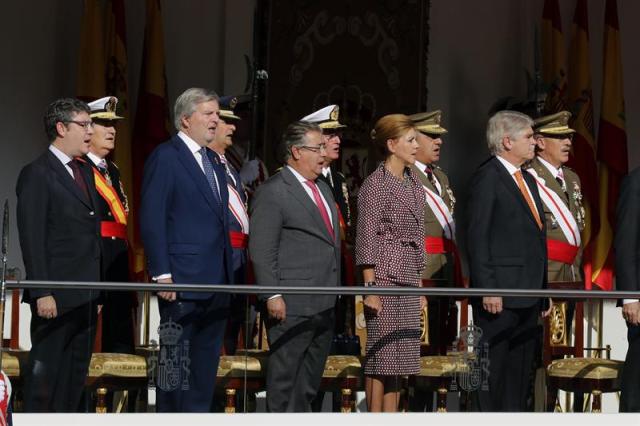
[363,281,376,287]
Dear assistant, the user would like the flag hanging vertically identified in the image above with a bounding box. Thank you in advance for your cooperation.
[592,0,628,291]
[541,0,567,114]
[131,0,171,279]
[76,0,106,100]
[566,0,599,289]
[105,0,134,245]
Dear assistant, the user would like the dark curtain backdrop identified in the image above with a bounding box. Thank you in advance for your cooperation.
[260,0,431,178]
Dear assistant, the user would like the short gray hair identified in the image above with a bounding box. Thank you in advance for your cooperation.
[174,88,219,130]
[280,121,322,162]
[486,110,534,155]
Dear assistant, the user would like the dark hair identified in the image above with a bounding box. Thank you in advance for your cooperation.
[43,98,90,142]
[279,120,322,162]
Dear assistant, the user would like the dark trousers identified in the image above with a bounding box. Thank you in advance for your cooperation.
[266,309,334,412]
[101,291,136,354]
[155,295,229,412]
[621,324,640,412]
[472,304,540,412]
[24,302,97,412]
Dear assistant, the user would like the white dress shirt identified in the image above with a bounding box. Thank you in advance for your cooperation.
[49,144,74,177]
[414,160,442,195]
[496,155,536,203]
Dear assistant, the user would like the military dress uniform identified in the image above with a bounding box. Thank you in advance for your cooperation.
[217,97,251,355]
[408,110,461,411]
[527,159,584,281]
[86,96,136,354]
[527,111,585,282]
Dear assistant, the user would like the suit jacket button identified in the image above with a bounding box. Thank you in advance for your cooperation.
[108,212,112,217]
[111,237,116,240]
[89,211,95,216]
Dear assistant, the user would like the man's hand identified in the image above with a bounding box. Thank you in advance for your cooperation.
[420,296,427,311]
[541,298,553,318]
[622,301,640,326]
[37,295,57,319]
[482,296,503,314]
[157,277,176,301]
[364,295,382,316]
[267,296,286,321]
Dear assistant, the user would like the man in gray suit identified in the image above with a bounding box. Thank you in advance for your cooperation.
[249,120,341,412]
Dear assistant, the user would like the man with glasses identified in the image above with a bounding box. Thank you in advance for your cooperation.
[527,111,584,282]
[250,121,341,411]
[16,98,102,411]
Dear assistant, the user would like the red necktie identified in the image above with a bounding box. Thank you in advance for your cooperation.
[68,159,90,200]
[305,180,334,237]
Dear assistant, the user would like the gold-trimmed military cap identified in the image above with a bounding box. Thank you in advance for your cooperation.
[409,110,448,135]
[533,111,576,136]
[301,105,346,129]
[219,96,241,121]
[88,96,123,120]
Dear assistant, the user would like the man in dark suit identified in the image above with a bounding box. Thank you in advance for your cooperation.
[16,98,101,412]
[85,96,135,354]
[249,121,341,412]
[615,168,640,412]
[467,110,550,411]
[140,87,233,412]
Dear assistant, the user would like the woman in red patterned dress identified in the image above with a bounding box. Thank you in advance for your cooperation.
[355,114,426,412]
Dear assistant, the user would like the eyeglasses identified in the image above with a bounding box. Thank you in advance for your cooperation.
[298,143,327,153]
[65,120,94,130]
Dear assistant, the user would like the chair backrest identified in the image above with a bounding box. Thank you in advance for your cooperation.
[543,281,584,367]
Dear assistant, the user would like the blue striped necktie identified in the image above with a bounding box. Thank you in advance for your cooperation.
[200,147,222,208]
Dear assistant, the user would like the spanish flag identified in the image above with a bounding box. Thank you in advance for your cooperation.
[131,0,171,279]
[76,0,106,100]
[566,0,599,289]
[591,0,628,291]
[541,0,567,113]
[105,0,134,245]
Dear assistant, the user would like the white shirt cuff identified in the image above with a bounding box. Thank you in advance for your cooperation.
[623,299,639,305]
[268,294,282,300]
[153,273,172,281]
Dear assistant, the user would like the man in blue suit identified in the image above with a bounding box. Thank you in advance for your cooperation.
[140,87,233,412]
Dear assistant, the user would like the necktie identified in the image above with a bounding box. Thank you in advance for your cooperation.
[305,180,334,237]
[556,169,570,204]
[514,170,542,229]
[97,159,112,186]
[68,159,90,200]
[200,147,222,208]
[219,154,237,187]
[425,165,440,195]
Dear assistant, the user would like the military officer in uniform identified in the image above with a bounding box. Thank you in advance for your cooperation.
[207,96,250,354]
[84,96,136,355]
[527,111,585,282]
[408,110,460,411]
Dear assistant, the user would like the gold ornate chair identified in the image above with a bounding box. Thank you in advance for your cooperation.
[544,281,623,412]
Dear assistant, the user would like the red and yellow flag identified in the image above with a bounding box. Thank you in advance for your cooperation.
[566,0,599,289]
[541,0,567,113]
[76,0,106,100]
[131,0,171,279]
[591,0,628,291]
[105,0,134,244]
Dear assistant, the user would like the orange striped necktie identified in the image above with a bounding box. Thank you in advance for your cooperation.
[514,170,543,229]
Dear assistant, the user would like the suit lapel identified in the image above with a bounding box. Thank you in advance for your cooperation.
[173,137,222,219]
[282,167,335,245]
[492,157,541,230]
[46,151,93,209]
[317,179,339,245]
